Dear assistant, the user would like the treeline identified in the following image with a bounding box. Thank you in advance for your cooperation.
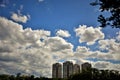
[69,68,120,80]
[0,73,51,80]
[0,69,120,80]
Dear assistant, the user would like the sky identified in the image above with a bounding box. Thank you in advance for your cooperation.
[0,0,120,77]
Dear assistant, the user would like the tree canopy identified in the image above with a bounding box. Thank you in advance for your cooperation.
[90,0,120,28]
[0,69,120,80]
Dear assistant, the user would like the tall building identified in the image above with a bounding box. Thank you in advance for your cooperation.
[63,61,73,78]
[73,64,80,74]
[52,63,62,78]
[81,62,92,72]
[52,61,92,78]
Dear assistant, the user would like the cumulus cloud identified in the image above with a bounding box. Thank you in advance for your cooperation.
[93,61,120,71]
[75,25,104,45]
[0,17,120,77]
[43,37,74,60]
[76,46,89,53]
[88,51,115,60]
[98,39,120,54]
[74,46,120,61]
[0,17,74,77]
[0,17,53,77]
[74,46,91,58]
[98,39,120,61]
[0,16,50,48]
[11,12,30,23]
[56,29,71,37]
[44,37,73,51]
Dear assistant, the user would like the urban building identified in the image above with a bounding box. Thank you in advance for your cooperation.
[63,61,73,78]
[52,63,62,78]
[81,62,92,72]
[73,64,80,74]
[52,61,92,78]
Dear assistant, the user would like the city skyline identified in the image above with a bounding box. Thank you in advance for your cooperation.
[52,61,92,78]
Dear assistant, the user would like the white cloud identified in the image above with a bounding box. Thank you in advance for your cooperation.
[0,16,50,47]
[11,12,30,23]
[75,25,104,45]
[56,29,71,37]
[76,46,89,53]
[98,39,120,54]
[0,17,74,77]
[74,46,90,58]
[74,46,120,61]
[73,46,115,61]
[38,0,44,2]
[43,37,74,60]
[98,39,120,60]
[88,51,114,60]
[0,17,53,77]
[0,17,120,77]
[93,61,120,71]
[44,36,73,51]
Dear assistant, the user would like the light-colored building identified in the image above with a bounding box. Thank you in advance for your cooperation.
[52,63,62,78]
[63,61,73,78]
[81,62,92,72]
[73,64,80,74]
[52,61,92,78]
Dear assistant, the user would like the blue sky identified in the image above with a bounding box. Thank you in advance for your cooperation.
[0,0,120,77]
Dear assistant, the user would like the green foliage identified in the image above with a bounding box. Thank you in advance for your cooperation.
[69,69,120,80]
[90,0,120,28]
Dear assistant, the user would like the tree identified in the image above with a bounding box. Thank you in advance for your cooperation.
[91,68,101,80]
[90,0,120,28]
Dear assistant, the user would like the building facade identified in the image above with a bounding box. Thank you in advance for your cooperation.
[63,61,73,78]
[73,64,80,74]
[52,63,62,78]
[52,61,92,78]
[81,62,92,72]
